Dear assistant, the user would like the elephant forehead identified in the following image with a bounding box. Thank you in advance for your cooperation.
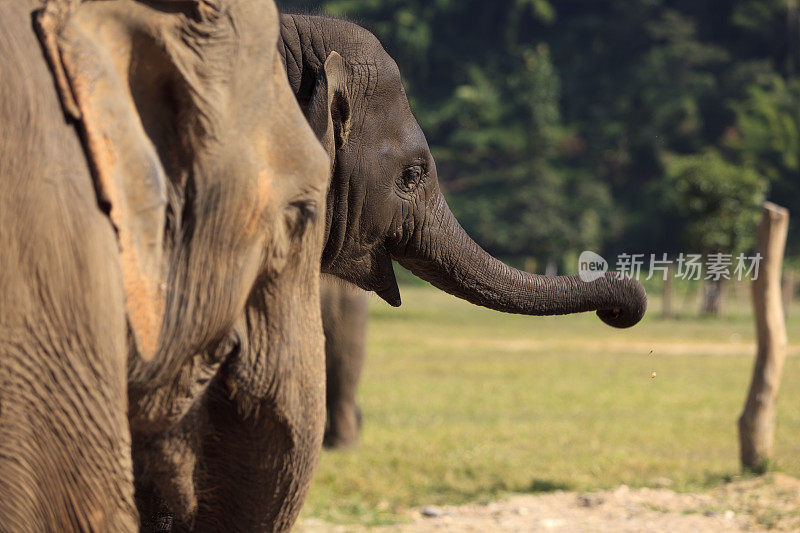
[377,134,429,169]
[257,127,329,195]
[241,169,274,236]
[256,169,275,205]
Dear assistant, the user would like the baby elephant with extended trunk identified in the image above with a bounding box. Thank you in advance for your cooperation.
[291,14,649,449]
[281,14,646,325]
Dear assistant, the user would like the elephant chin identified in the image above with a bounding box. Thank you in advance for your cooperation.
[375,256,401,307]
[328,248,401,307]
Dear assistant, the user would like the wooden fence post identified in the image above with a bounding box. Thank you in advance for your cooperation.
[737,202,790,473]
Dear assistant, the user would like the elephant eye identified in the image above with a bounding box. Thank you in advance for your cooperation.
[285,200,318,240]
[399,165,424,192]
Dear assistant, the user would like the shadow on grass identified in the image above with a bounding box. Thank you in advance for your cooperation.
[701,470,760,488]
[525,478,572,493]
[420,478,573,509]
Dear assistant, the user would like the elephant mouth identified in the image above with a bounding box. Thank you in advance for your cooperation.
[375,254,401,307]
[327,245,401,306]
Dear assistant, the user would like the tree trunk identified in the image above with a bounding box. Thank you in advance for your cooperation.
[702,278,724,316]
[782,270,795,318]
[662,265,674,319]
[788,0,799,79]
[738,202,790,473]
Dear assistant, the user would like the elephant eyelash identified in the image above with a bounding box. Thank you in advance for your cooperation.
[292,200,318,223]
[285,200,318,240]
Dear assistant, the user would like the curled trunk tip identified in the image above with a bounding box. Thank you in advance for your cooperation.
[594,273,647,328]
[394,194,648,328]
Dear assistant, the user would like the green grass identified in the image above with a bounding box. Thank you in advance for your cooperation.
[300,283,800,526]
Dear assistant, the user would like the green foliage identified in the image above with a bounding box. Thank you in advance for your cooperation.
[665,151,766,253]
[731,76,800,181]
[278,0,800,262]
[430,45,596,260]
[727,76,800,256]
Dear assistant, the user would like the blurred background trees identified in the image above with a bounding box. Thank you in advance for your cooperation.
[278,0,799,271]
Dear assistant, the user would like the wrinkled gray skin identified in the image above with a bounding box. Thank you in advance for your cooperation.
[0,0,328,530]
[137,14,648,532]
[321,279,368,448]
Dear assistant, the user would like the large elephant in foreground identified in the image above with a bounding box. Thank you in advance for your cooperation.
[0,0,328,529]
[136,13,647,532]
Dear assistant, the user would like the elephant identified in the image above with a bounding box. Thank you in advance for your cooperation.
[321,279,368,449]
[280,14,645,325]
[135,12,647,532]
[294,12,650,450]
[0,0,329,530]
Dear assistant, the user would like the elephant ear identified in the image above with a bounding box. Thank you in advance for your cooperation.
[35,0,170,361]
[306,51,351,164]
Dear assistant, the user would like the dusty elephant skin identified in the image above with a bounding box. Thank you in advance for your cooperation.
[121,0,332,530]
[108,1,331,532]
[0,0,328,530]
[0,2,134,528]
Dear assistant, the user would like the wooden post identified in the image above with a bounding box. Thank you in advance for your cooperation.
[738,202,790,473]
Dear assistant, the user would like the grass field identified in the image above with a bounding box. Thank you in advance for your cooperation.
[301,280,800,526]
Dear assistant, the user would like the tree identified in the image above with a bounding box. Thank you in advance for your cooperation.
[727,75,800,256]
[278,0,799,271]
[665,150,767,314]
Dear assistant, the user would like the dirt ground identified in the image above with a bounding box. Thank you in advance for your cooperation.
[297,473,800,532]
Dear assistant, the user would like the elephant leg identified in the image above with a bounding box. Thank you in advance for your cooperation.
[321,280,369,448]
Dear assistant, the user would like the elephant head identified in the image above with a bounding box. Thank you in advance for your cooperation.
[280,15,646,327]
[24,0,338,529]
[35,0,330,387]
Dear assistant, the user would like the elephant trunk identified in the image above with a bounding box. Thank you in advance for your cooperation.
[394,194,647,328]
